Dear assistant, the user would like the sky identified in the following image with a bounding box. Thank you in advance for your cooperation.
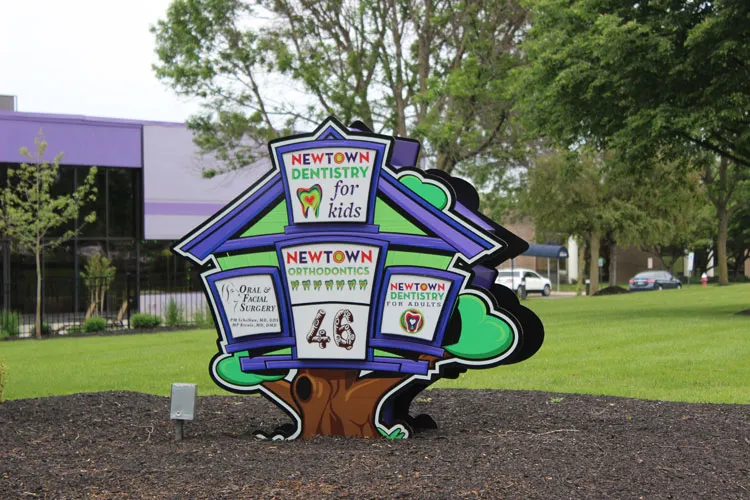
[0,0,199,123]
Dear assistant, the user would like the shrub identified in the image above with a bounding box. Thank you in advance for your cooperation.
[191,307,215,329]
[0,311,19,337]
[83,317,107,333]
[131,313,161,329]
[31,323,52,337]
[0,361,6,403]
[164,299,184,327]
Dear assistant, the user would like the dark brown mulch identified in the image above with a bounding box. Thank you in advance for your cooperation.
[1,390,748,499]
[592,286,631,296]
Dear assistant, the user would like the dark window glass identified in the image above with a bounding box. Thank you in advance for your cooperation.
[108,168,136,237]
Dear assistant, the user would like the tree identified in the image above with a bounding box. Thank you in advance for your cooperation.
[522,148,702,293]
[151,0,528,178]
[516,0,750,285]
[80,254,117,319]
[0,132,97,339]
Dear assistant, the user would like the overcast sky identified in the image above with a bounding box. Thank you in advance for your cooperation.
[0,0,199,122]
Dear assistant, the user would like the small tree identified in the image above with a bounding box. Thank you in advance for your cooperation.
[80,254,117,319]
[0,131,97,339]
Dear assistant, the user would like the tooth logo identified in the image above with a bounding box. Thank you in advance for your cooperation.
[399,309,424,334]
[296,184,322,218]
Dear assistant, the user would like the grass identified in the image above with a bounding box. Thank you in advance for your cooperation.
[0,284,748,403]
[436,283,750,404]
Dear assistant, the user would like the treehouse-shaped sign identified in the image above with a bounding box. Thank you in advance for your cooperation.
[173,117,544,439]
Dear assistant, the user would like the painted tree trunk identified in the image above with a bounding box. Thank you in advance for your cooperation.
[291,369,399,438]
[261,369,408,438]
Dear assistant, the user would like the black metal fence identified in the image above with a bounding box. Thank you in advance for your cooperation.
[1,274,213,337]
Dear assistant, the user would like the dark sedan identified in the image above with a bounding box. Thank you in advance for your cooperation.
[628,271,682,291]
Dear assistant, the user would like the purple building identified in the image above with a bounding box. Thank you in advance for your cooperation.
[0,97,267,323]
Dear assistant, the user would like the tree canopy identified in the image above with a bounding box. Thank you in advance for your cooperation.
[517,0,750,167]
[516,0,750,284]
[152,0,528,179]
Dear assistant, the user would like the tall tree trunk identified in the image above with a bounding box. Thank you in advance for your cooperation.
[589,231,601,296]
[717,203,729,286]
[609,242,617,287]
[576,236,585,296]
[35,245,42,340]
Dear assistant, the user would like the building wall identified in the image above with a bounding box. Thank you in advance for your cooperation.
[498,217,536,270]
[0,111,142,168]
[142,125,270,240]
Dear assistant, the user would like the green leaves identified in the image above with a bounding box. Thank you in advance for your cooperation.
[444,294,514,361]
[1,131,98,253]
[215,352,287,387]
[399,174,449,210]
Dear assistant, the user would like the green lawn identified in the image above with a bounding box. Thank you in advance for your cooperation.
[437,284,750,403]
[1,284,748,403]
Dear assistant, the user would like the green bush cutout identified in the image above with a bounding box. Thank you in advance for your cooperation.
[444,294,514,360]
[83,317,107,333]
[0,311,19,337]
[131,313,161,329]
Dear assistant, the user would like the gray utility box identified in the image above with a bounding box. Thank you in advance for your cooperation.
[170,383,197,420]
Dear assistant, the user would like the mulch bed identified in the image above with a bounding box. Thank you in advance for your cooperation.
[1,390,747,499]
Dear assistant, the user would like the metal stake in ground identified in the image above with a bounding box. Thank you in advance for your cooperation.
[170,383,197,441]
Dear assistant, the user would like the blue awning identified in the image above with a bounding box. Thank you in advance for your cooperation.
[522,244,569,259]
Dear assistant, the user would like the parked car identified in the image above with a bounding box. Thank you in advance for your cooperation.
[628,271,682,291]
[495,268,552,296]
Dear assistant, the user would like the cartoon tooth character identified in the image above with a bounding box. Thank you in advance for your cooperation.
[313,280,322,291]
[347,279,357,290]
[291,280,300,291]
[358,279,368,290]
[325,280,334,291]
[302,280,311,291]
[336,280,345,290]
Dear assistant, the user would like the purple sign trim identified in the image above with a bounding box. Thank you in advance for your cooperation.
[204,266,291,351]
[454,201,495,232]
[215,232,455,255]
[240,357,429,374]
[181,176,284,261]
[369,339,445,357]
[378,177,489,260]
[272,133,387,227]
[225,338,294,354]
[372,266,464,349]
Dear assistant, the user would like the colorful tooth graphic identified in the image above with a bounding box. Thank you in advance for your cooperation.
[336,280,345,290]
[347,279,357,290]
[325,280,334,291]
[302,280,311,290]
[296,184,323,218]
[291,280,300,291]
[358,279,367,290]
[313,280,322,290]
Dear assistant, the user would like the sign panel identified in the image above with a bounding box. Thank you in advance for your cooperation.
[173,117,544,440]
